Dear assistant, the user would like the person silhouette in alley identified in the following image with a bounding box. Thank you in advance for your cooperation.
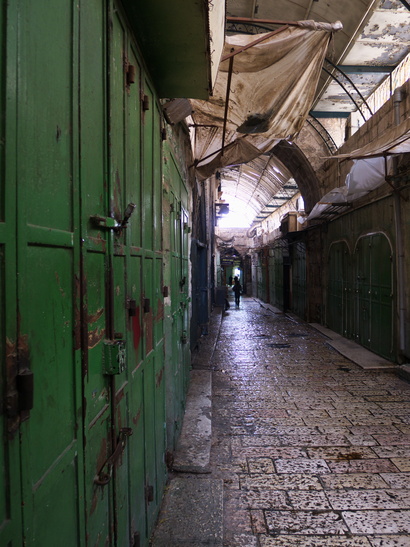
[232,276,242,307]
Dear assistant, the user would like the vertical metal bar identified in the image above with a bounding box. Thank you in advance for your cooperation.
[106,2,118,544]
[221,56,234,157]
[393,89,406,358]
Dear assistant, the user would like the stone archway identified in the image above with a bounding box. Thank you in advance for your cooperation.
[271,140,322,214]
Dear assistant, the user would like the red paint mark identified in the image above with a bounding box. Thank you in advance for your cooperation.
[155,298,164,321]
[132,307,141,353]
[145,309,153,354]
[133,408,141,426]
[156,367,164,388]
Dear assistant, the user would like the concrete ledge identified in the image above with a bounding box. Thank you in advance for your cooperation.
[396,364,410,383]
[255,298,398,372]
[309,323,398,371]
[172,369,212,473]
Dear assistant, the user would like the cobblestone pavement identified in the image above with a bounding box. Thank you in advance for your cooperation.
[212,297,410,546]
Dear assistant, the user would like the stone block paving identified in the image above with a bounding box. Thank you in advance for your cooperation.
[212,298,410,546]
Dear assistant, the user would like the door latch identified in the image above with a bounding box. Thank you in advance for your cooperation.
[103,339,126,375]
[90,203,136,233]
[94,427,133,486]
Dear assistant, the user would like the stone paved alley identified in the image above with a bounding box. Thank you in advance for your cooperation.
[152,297,410,546]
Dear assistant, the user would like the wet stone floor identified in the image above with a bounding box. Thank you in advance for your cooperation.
[211,297,410,546]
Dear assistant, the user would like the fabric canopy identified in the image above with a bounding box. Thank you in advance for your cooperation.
[330,116,410,160]
[307,156,392,221]
[190,20,342,180]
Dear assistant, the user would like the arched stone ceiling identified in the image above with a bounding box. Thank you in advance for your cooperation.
[220,0,410,224]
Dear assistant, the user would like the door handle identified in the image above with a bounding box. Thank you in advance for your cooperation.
[90,203,136,233]
[94,427,133,486]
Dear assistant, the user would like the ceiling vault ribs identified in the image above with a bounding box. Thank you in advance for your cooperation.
[247,155,277,207]
[321,65,368,123]
[324,58,373,117]
[217,1,410,226]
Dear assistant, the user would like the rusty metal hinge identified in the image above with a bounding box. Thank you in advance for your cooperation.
[143,298,151,313]
[94,427,133,486]
[127,298,137,317]
[142,94,150,111]
[126,64,136,86]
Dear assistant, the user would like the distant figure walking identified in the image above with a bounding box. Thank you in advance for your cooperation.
[232,276,242,307]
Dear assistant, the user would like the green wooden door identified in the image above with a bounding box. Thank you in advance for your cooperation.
[170,190,185,439]
[80,4,138,544]
[79,0,112,542]
[354,234,393,359]
[273,244,284,309]
[261,248,269,303]
[1,2,23,544]
[15,2,84,545]
[370,234,394,359]
[1,2,166,544]
[355,236,372,348]
[291,242,307,320]
[166,168,191,450]
[268,249,275,305]
[327,241,349,336]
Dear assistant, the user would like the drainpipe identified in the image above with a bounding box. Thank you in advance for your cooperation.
[393,88,406,360]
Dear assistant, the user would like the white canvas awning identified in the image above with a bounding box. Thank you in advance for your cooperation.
[307,117,410,222]
[307,156,393,221]
[190,21,342,180]
[329,117,410,160]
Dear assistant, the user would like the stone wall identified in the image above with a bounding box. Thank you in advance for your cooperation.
[319,79,410,195]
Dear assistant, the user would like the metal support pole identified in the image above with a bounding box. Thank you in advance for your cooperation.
[393,88,407,359]
[221,56,234,157]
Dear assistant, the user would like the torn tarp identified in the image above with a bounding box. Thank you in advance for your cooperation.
[307,156,392,221]
[328,116,410,160]
[190,21,342,180]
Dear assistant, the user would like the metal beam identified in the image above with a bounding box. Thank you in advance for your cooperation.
[226,16,313,27]
[310,111,351,118]
[398,0,410,11]
[337,65,394,74]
